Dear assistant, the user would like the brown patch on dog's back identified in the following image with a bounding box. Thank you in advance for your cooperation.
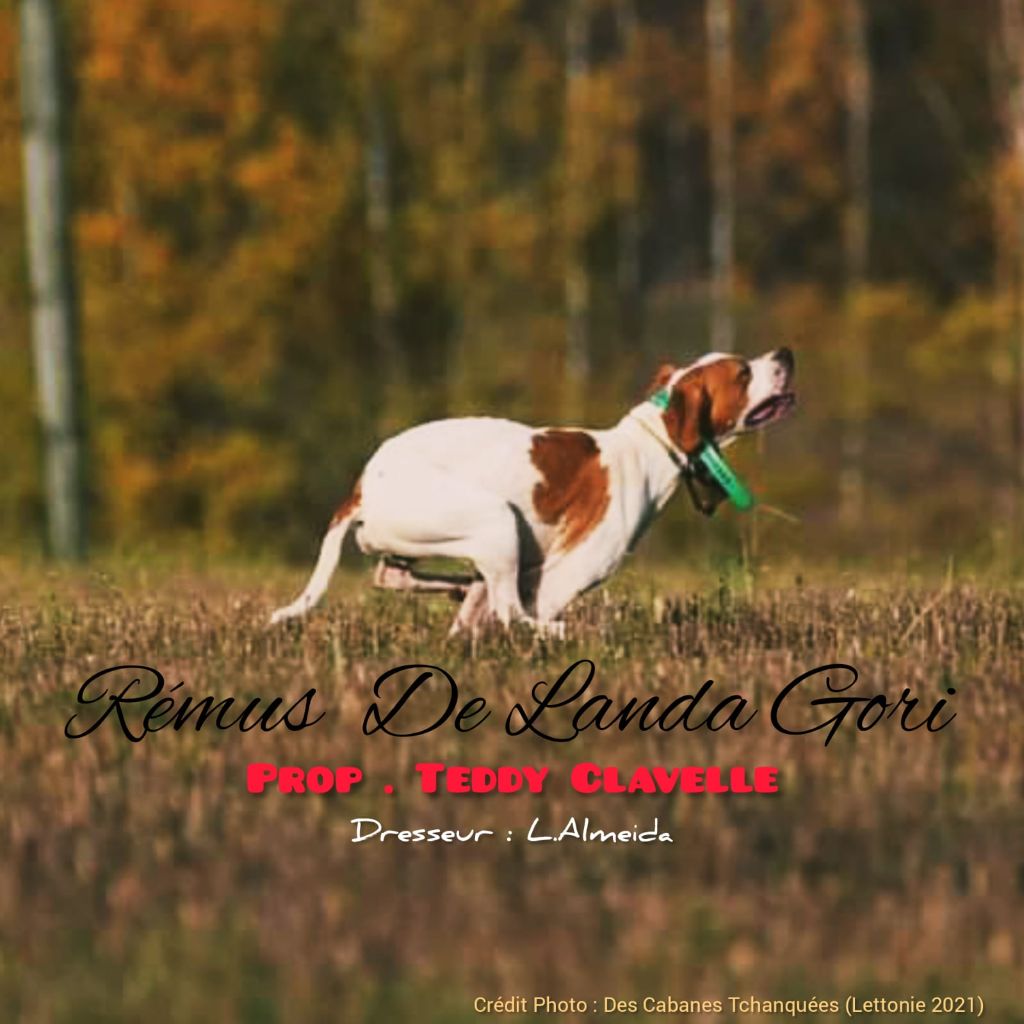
[329,477,362,526]
[530,430,610,551]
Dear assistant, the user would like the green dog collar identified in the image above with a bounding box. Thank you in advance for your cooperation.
[698,443,756,511]
[649,386,671,411]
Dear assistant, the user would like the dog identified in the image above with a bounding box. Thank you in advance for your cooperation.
[270,348,795,635]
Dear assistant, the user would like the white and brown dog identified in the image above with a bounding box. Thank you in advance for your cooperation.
[271,348,795,635]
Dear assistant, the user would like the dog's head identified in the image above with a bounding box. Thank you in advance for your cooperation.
[646,348,796,513]
[647,348,796,454]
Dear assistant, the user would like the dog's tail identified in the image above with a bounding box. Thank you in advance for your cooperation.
[269,482,362,625]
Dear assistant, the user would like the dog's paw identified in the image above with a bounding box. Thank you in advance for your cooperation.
[534,619,567,641]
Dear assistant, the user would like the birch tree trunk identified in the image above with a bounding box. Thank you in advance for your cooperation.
[18,0,86,560]
[565,0,590,398]
[706,0,735,353]
[839,0,872,530]
[449,24,485,411]
[616,0,643,351]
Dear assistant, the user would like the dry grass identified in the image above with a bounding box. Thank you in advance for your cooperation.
[0,560,1022,1023]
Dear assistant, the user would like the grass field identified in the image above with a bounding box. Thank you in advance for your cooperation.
[1,559,1022,1023]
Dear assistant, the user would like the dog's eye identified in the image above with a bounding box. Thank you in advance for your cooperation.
[738,364,752,384]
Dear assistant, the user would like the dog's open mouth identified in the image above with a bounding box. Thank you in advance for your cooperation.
[743,391,796,429]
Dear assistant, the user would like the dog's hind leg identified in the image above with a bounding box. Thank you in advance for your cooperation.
[532,549,607,628]
[359,465,531,629]
[448,580,490,636]
[460,504,530,627]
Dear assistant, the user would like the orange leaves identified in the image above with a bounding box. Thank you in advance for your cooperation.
[235,123,312,206]
[76,210,127,250]
[750,0,844,204]
[768,0,842,106]
[0,7,17,92]
[172,431,295,550]
[569,65,639,194]
[81,0,275,145]
[0,0,1017,555]
[0,11,22,203]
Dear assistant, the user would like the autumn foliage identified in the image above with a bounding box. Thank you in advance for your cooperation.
[0,0,1021,564]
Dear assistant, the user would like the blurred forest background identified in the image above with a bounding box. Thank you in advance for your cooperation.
[3,0,1024,568]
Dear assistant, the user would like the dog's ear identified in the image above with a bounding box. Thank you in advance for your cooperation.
[663,369,710,456]
[644,362,677,398]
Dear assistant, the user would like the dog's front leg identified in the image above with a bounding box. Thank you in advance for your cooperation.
[373,559,471,596]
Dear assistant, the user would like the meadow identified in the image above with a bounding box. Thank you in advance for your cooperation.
[1,559,1022,1023]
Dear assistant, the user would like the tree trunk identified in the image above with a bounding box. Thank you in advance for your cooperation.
[839,0,872,530]
[706,0,735,353]
[616,0,643,352]
[449,24,485,411]
[358,0,402,423]
[18,0,86,560]
[565,0,590,399]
